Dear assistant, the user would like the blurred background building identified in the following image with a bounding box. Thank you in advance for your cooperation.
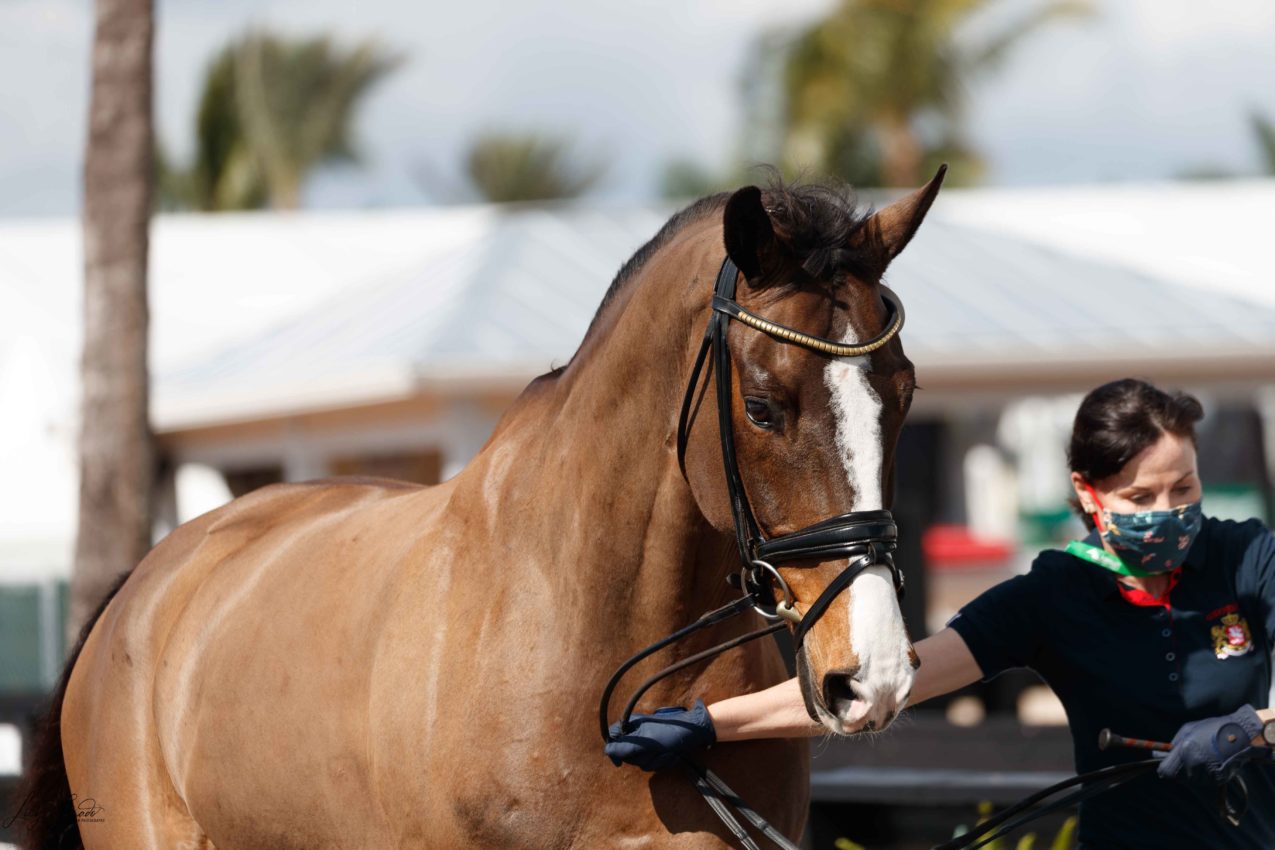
[3,0,1275,847]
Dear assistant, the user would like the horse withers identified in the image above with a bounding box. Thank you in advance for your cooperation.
[18,168,944,849]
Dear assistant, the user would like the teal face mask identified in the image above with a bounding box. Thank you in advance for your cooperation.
[1097,500,1203,575]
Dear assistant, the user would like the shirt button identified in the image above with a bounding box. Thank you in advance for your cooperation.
[1169,672,1180,682]
[1165,652,1176,661]
[1162,629,1172,637]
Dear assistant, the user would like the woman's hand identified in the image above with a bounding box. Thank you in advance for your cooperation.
[604,700,716,771]
[1158,706,1265,784]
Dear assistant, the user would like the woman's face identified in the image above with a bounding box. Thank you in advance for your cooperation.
[1072,430,1202,517]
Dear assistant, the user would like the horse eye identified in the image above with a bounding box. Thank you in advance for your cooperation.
[744,397,777,428]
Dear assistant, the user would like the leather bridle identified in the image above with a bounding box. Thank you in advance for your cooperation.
[676,257,906,645]
[600,257,909,849]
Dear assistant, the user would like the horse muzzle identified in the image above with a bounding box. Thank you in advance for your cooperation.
[821,665,912,733]
[792,562,916,735]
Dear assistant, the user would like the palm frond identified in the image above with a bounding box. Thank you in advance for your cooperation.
[970,0,1093,70]
[465,132,604,203]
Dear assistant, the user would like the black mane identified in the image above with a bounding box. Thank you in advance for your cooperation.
[583,193,731,340]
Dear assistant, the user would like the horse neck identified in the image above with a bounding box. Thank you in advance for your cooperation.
[461,224,738,637]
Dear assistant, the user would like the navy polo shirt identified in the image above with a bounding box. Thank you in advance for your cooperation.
[949,516,1275,850]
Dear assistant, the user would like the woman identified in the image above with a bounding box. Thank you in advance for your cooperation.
[606,379,1275,849]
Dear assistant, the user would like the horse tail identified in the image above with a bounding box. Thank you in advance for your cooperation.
[14,568,134,850]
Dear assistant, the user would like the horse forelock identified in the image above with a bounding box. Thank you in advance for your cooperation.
[758,176,877,283]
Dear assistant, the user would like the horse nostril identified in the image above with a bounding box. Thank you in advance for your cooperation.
[823,672,858,709]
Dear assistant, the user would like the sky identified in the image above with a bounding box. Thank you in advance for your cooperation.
[2,0,1275,217]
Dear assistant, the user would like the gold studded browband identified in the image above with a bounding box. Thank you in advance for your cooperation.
[709,284,906,358]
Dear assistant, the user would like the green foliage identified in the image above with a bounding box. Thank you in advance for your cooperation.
[777,0,1090,187]
[158,31,401,211]
[660,158,728,200]
[1175,164,1239,182]
[940,802,1078,850]
[1049,815,1077,850]
[1175,109,1275,180]
[463,132,604,203]
[658,159,779,200]
[154,139,200,212]
[1253,110,1275,175]
[832,812,1079,850]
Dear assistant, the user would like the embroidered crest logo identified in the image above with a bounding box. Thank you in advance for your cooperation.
[1211,613,1253,659]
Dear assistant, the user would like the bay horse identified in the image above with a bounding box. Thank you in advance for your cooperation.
[18,168,944,849]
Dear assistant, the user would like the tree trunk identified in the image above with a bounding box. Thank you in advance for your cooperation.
[70,0,155,644]
[876,111,923,188]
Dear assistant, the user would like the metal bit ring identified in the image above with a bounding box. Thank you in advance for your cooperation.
[744,559,801,624]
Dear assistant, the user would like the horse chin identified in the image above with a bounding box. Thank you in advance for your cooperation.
[807,690,879,736]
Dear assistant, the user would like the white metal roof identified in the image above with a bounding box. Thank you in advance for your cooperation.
[937,180,1275,310]
[153,189,1275,428]
[154,206,671,427]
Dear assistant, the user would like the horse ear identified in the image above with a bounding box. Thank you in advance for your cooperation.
[853,164,947,273]
[723,185,779,282]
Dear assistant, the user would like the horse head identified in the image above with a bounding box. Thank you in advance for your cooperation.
[680,167,945,735]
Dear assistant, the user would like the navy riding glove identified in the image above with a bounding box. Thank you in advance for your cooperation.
[604,700,716,772]
[1158,705,1265,784]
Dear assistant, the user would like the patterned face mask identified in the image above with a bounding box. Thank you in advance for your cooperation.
[1085,484,1203,574]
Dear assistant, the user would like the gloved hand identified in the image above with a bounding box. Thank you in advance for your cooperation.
[604,700,716,771]
[1158,705,1265,784]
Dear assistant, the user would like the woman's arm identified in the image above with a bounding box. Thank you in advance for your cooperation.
[709,627,985,741]
[708,676,821,741]
[908,626,984,705]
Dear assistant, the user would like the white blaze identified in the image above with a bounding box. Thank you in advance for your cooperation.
[825,356,884,511]
[824,350,914,728]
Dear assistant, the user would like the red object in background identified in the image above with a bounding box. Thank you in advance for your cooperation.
[923,524,1013,569]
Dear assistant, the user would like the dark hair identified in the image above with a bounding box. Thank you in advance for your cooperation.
[758,175,875,281]
[1067,378,1204,527]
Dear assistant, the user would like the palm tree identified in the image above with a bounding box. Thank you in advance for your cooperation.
[160,32,400,211]
[71,0,156,641]
[463,132,604,203]
[780,0,1089,187]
